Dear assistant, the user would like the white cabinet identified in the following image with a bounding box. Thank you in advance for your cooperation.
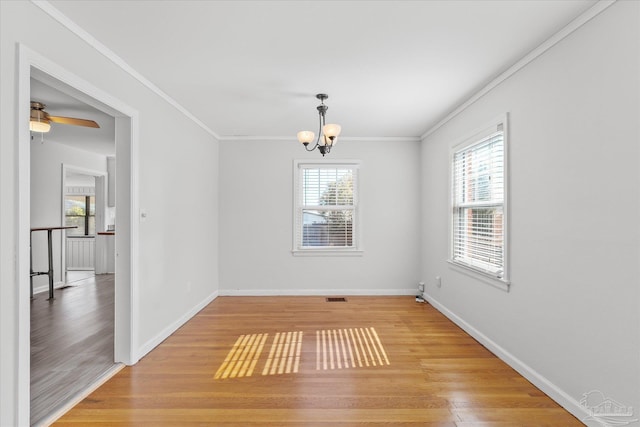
[95,232,115,274]
[107,156,116,207]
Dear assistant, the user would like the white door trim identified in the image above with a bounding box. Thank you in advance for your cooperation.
[17,43,140,425]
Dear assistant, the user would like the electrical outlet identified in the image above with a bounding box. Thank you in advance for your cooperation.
[418,282,425,293]
[435,276,441,288]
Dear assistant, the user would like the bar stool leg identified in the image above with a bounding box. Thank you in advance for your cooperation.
[30,231,34,298]
[47,229,54,300]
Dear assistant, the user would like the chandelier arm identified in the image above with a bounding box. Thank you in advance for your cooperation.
[304,142,319,152]
[309,108,322,150]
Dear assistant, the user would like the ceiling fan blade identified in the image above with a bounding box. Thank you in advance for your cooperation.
[49,115,100,128]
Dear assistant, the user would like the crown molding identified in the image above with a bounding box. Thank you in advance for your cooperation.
[31,0,221,141]
[219,135,421,143]
[29,1,418,145]
[338,136,421,143]
[31,0,615,144]
[421,0,617,140]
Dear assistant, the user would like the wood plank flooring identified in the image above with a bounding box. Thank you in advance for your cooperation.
[31,273,115,426]
[54,296,583,426]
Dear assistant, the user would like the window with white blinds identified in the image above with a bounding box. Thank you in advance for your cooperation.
[451,121,507,280]
[293,161,360,253]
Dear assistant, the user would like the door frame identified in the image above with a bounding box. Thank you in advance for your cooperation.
[17,44,140,424]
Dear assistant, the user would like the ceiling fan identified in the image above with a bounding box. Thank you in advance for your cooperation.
[30,101,100,133]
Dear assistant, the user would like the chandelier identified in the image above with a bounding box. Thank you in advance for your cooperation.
[297,93,341,156]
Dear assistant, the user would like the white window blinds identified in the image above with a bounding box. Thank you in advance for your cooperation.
[452,128,506,278]
[295,163,359,250]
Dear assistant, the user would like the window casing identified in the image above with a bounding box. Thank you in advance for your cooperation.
[293,161,361,255]
[451,118,508,282]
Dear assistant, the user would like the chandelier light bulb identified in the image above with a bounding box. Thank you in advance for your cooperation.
[297,131,315,145]
[323,123,341,140]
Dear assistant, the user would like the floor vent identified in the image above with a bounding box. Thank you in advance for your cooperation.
[326,297,347,302]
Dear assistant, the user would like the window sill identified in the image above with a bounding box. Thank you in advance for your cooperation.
[292,249,364,257]
[447,259,510,292]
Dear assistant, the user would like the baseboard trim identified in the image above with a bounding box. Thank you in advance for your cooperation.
[137,290,219,358]
[32,281,65,296]
[423,293,590,422]
[219,288,416,296]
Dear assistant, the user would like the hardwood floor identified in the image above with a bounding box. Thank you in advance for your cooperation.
[31,273,115,426]
[55,296,582,426]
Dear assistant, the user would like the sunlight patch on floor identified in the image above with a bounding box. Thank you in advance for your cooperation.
[316,327,389,370]
[214,333,269,379]
[262,331,303,376]
[214,327,389,380]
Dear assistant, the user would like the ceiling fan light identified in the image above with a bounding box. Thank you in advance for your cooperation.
[30,119,51,133]
[297,130,314,144]
[323,123,341,139]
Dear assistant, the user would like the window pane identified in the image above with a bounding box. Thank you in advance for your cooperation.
[88,196,96,235]
[302,169,353,206]
[65,216,85,236]
[89,196,96,215]
[301,209,353,247]
[453,134,504,204]
[65,196,86,216]
[453,207,503,271]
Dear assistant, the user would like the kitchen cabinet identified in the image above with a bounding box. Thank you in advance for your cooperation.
[95,232,115,274]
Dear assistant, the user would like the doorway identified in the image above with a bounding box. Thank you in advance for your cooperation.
[17,45,139,425]
[61,167,109,280]
[29,88,116,425]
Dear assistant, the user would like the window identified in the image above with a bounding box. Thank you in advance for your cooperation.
[293,161,361,254]
[451,118,507,281]
[65,195,95,236]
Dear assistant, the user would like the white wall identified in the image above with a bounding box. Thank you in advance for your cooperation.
[30,141,107,286]
[420,1,639,422]
[0,2,219,425]
[219,139,421,295]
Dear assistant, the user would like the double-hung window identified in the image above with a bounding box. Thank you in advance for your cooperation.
[65,195,96,236]
[293,161,361,255]
[451,117,508,282]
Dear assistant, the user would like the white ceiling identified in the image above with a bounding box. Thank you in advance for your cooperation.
[46,0,598,141]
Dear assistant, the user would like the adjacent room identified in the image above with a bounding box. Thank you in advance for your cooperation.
[1,1,638,426]
[29,78,117,426]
